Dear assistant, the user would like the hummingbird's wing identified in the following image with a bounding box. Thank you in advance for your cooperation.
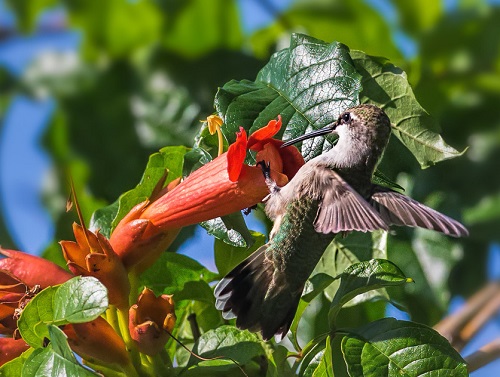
[311,169,389,234]
[369,186,468,237]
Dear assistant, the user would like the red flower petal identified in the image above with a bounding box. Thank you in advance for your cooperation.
[0,338,30,366]
[226,127,248,182]
[248,115,282,148]
[277,141,306,179]
[0,249,72,289]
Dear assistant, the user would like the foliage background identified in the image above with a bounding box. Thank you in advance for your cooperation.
[0,0,499,374]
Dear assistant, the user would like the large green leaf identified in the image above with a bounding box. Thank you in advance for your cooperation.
[341,318,467,376]
[350,50,465,168]
[266,345,294,377]
[328,259,410,327]
[314,231,388,304]
[215,33,362,161]
[289,273,335,349]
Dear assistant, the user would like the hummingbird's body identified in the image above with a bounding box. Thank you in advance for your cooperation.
[215,104,468,341]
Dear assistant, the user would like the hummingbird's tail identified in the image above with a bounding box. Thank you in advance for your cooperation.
[214,245,301,341]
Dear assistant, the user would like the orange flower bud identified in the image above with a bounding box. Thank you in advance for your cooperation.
[60,224,130,309]
[128,288,176,356]
[64,316,130,366]
[109,201,181,274]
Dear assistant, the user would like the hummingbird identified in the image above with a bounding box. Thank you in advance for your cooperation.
[214,104,468,341]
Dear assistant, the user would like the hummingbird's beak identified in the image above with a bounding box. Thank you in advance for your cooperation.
[281,121,337,148]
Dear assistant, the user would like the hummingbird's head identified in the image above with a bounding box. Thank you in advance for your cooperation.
[283,104,391,148]
[282,104,391,169]
[335,104,391,150]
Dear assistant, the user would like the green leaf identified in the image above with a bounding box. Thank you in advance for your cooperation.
[298,339,326,377]
[387,230,464,324]
[140,252,217,297]
[303,336,333,377]
[17,277,108,348]
[315,231,388,304]
[341,318,467,376]
[174,300,223,346]
[215,33,362,161]
[289,273,335,348]
[53,276,108,323]
[182,146,213,178]
[200,211,255,248]
[173,280,215,303]
[266,345,293,377]
[108,145,188,231]
[0,348,34,376]
[17,286,58,348]
[350,50,465,168]
[214,231,266,276]
[329,259,410,327]
[373,170,405,192]
[89,199,119,239]
[187,326,265,369]
[22,325,98,377]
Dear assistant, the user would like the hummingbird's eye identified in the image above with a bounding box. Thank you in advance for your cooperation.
[341,113,351,123]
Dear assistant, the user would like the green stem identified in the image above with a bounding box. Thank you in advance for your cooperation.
[128,271,140,306]
[106,306,121,335]
[116,307,145,376]
[147,354,173,377]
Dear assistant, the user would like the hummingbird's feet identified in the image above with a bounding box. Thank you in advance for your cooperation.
[257,160,281,197]
[256,160,271,180]
[243,205,257,215]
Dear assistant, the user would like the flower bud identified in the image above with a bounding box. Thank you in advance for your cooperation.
[128,288,176,355]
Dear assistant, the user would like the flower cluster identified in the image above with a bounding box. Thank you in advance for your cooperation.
[0,115,303,371]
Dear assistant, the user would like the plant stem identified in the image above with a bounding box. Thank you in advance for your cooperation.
[465,338,500,373]
[106,305,121,335]
[434,281,500,350]
[116,306,146,376]
[458,289,500,350]
[187,313,201,341]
